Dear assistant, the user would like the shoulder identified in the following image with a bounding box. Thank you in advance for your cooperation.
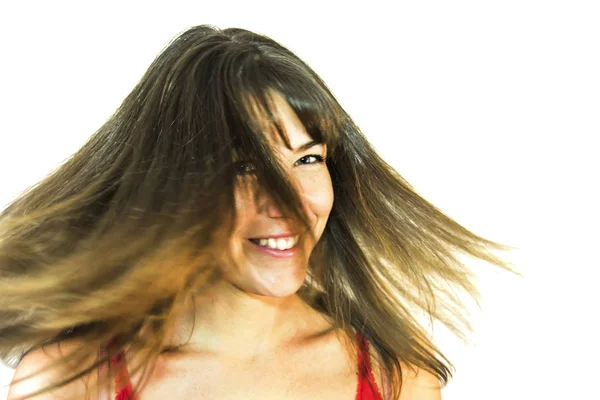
[7,339,99,400]
[396,361,442,400]
[366,342,441,400]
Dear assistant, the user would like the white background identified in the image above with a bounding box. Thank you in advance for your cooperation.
[1,1,598,399]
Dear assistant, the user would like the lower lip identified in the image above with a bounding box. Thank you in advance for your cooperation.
[247,239,299,258]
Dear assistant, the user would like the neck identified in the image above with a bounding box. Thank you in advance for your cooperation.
[168,280,330,359]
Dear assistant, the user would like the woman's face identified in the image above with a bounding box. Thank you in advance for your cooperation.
[221,95,334,298]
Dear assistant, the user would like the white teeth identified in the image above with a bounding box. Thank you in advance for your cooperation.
[254,235,299,250]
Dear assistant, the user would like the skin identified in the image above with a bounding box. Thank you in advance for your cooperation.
[171,92,335,359]
[8,93,442,399]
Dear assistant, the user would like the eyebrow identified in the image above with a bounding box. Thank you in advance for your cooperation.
[292,140,323,153]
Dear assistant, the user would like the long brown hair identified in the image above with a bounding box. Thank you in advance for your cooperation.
[0,24,515,399]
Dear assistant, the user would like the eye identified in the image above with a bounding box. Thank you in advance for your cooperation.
[295,154,326,166]
[235,154,325,176]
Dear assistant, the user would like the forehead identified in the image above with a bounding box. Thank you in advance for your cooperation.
[253,92,317,150]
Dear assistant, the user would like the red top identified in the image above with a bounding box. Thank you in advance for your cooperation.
[102,330,384,400]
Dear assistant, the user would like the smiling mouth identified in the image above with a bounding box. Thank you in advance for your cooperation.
[248,235,299,251]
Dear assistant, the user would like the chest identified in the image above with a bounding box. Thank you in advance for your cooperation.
[127,345,361,400]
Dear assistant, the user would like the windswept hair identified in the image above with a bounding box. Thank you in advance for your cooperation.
[0,24,514,399]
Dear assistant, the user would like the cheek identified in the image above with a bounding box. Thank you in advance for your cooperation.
[299,172,334,217]
[233,183,256,231]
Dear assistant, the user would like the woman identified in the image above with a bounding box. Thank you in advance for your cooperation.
[1,25,513,399]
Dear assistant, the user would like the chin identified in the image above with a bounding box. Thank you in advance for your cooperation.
[229,240,310,297]
[243,266,307,298]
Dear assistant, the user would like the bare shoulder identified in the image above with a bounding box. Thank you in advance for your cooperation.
[397,361,442,400]
[7,338,99,400]
[367,343,441,400]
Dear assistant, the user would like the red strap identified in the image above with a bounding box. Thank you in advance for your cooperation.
[355,331,384,400]
[98,339,137,400]
[111,349,136,400]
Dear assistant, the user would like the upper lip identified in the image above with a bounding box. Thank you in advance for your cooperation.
[249,233,298,239]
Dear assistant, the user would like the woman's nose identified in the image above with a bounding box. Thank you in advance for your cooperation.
[256,178,302,219]
[266,199,285,218]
